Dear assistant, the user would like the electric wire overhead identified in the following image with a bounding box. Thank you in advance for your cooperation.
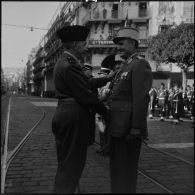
[2,23,48,31]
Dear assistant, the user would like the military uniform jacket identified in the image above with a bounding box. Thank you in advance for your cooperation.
[53,51,108,117]
[107,53,153,138]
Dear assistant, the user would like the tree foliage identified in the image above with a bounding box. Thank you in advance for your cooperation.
[146,23,194,71]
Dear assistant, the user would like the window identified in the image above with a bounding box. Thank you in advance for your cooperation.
[139,2,147,10]
[103,8,107,19]
[139,2,147,17]
[112,4,118,18]
[112,4,118,11]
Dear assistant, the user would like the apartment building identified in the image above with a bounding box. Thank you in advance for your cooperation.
[26,48,37,95]
[79,1,149,76]
[30,1,194,96]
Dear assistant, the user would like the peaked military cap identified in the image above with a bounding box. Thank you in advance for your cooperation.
[57,24,90,42]
[113,27,139,44]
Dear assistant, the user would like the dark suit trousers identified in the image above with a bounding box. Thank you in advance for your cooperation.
[110,136,142,193]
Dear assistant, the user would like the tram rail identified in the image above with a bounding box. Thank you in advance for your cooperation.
[94,142,175,194]
[1,96,45,194]
[146,144,193,166]
[1,95,193,194]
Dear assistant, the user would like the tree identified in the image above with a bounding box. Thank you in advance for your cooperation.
[146,23,194,89]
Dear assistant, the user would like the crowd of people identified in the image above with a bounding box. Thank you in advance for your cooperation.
[148,83,194,124]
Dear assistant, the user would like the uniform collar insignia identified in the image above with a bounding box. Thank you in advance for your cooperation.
[64,51,81,66]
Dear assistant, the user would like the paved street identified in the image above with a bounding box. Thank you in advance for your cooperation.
[3,95,194,194]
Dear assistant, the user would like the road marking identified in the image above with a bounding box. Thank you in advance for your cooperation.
[148,143,193,148]
[29,101,57,107]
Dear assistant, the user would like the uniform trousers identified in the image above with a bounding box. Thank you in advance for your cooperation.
[110,135,142,193]
[159,99,166,117]
[52,99,90,194]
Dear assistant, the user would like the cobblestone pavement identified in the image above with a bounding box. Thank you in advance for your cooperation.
[4,95,194,194]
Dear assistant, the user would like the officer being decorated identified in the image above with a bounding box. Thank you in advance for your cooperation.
[107,27,153,193]
[52,23,110,194]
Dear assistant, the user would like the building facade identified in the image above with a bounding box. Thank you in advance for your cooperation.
[79,1,149,76]
[26,48,37,95]
[148,1,194,88]
[30,1,194,97]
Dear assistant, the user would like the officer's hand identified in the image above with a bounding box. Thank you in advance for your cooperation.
[107,70,116,80]
[125,128,142,142]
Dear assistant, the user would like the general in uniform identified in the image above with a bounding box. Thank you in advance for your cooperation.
[52,24,109,194]
[107,28,153,193]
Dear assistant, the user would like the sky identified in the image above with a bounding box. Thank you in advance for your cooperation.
[1,1,61,69]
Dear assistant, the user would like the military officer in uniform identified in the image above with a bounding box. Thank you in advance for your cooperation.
[172,84,184,124]
[107,27,153,193]
[157,83,168,121]
[184,85,193,113]
[167,87,174,119]
[190,84,194,123]
[148,86,158,119]
[52,24,111,194]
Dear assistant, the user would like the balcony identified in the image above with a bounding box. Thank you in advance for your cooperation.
[82,8,150,25]
[83,10,122,25]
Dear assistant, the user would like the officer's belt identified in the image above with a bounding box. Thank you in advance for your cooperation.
[159,98,165,100]
[58,97,76,105]
[58,95,72,100]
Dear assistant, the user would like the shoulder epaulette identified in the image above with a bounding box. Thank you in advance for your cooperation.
[66,56,77,64]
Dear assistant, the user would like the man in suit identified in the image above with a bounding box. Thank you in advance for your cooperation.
[107,27,153,193]
[52,24,111,194]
